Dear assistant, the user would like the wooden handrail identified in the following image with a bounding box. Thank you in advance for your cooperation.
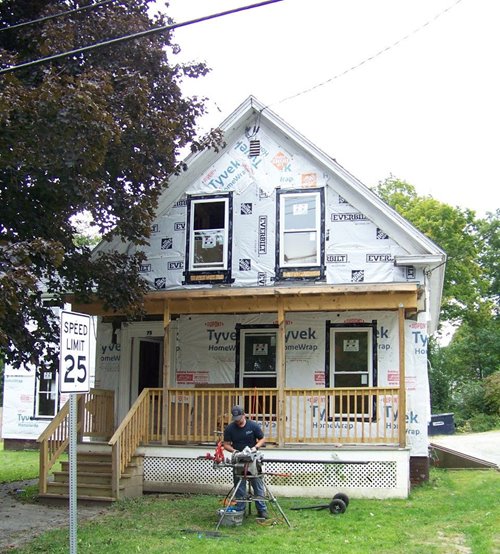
[37,398,73,494]
[37,388,114,495]
[108,388,162,497]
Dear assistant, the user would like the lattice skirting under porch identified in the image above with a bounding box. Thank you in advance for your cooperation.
[140,446,410,499]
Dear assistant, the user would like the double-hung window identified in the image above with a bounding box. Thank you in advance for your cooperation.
[185,194,233,284]
[276,188,325,280]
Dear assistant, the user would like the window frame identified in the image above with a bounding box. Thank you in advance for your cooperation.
[275,188,325,281]
[184,193,233,285]
[33,366,59,419]
[325,321,378,422]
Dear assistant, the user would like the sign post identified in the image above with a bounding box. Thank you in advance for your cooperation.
[60,310,91,554]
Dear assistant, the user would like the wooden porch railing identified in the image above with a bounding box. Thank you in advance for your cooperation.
[108,388,162,497]
[284,387,400,444]
[164,386,401,446]
[37,388,115,494]
[165,388,279,443]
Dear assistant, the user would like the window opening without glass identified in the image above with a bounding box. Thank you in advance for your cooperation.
[34,366,58,418]
[326,323,377,420]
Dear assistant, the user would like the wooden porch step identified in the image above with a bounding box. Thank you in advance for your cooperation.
[61,460,112,473]
[46,446,143,502]
[77,453,112,463]
[46,481,123,498]
[39,492,117,504]
[53,470,133,485]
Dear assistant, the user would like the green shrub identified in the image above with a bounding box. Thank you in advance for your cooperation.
[457,413,500,433]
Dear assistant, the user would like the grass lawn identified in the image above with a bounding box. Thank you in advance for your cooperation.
[3,461,499,554]
[0,440,67,483]
[0,440,40,483]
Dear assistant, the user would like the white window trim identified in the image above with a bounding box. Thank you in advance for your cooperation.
[279,191,321,268]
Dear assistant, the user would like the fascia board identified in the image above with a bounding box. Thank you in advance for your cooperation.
[259,104,445,258]
[394,254,447,266]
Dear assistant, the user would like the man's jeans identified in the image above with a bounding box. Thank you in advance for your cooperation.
[233,473,267,513]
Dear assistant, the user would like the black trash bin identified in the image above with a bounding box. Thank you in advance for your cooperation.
[428,413,455,435]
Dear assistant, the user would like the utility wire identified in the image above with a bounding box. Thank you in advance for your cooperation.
[0,0,284,75]
[266,0,464,110]
[0,0,118,33]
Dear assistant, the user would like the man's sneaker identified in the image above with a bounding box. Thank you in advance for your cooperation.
[257,511,269,519]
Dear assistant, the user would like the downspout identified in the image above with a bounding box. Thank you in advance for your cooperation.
[398,305,407,447]
[162,300,171,445]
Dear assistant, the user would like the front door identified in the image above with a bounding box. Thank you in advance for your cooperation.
[239,329,277,417]
[329,324,376,419]
[135,338,163,396]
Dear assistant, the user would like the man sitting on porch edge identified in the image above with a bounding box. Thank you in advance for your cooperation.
[223,405,268,519]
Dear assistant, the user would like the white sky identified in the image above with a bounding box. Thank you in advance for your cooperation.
[160,0,499,217]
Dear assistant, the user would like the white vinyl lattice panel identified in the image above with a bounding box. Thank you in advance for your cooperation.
[144,457,397,489]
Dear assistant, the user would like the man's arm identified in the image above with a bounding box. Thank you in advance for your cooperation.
[253,421,266,449]
[223,440,238,453]
[254,436,266,449]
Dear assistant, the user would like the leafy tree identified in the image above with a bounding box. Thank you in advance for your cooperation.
[0,1,222,370]
[372,177,487,324]
[374,178,500,428]
[484,371,500,416]
[477,209,500,309]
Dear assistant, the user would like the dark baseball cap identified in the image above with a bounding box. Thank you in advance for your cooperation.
[231,405,244,422]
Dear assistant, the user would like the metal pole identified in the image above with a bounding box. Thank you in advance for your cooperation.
[69,394,78,554]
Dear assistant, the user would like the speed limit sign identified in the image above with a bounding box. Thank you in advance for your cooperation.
[60,311,91,394]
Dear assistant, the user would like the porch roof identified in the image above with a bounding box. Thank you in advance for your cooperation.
[72,282,420,317]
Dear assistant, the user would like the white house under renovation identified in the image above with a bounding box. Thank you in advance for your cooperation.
[36,96,446,502]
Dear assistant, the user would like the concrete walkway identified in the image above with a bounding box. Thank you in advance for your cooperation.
[430,430,500,468]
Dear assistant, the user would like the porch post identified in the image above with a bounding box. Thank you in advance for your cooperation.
[398,305,407,447]
[277,298,286,447]
[162,300,171,445]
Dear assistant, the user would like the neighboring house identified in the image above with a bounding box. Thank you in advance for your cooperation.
[1,308,96,448]
[48,96,445,501]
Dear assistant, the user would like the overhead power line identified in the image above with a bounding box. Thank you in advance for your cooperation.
[267,0,464,110]
[0,0,118,33]
[0,0,284,75]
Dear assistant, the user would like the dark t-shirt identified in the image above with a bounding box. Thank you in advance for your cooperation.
[224,419,264,451]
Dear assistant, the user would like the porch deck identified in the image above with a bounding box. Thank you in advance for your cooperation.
[38,386,409,501]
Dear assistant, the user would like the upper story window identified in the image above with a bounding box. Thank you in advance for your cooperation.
[185,194,233,284]
[276,188,325,280]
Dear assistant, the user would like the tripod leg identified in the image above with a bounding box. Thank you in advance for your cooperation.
[215,477,244,531]
[262,481,292,527]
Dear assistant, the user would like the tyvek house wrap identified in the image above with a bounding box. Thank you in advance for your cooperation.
[174,311,430,457]
[136,125,421,289]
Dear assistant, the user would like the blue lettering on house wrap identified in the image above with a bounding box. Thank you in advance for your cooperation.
[412,331,428,347]
[285,328,317,341]
[208,160,242,189]
[385,406,419,424]
[207,327,317,345]
[377,326,389,339]
[207,330,238,343]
